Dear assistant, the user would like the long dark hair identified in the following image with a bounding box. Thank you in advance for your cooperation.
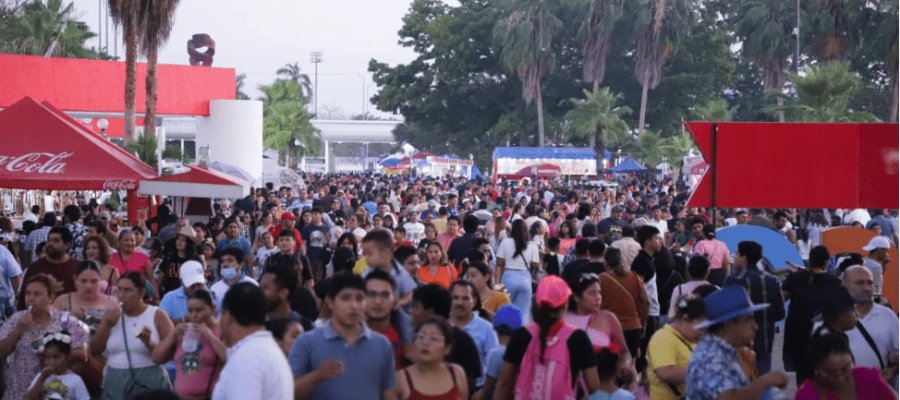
[532,302,563,362]
[510,219,529,258]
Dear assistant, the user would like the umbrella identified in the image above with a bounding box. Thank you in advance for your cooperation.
[716,225,803,269]
[208,161,256,183]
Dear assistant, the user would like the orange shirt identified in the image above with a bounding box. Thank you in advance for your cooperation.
[417,264,458,289]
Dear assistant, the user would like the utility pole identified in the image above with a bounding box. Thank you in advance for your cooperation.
[310,51,323,117]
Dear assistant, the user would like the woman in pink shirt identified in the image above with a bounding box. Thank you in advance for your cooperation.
[796,332,895,400]
[691,224,730,287]
[152,290,226,400]
[109,230,153,287]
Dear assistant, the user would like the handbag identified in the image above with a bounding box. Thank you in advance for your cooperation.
[120,312,154,397]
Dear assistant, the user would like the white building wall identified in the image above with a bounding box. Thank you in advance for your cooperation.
[195,100,263,181]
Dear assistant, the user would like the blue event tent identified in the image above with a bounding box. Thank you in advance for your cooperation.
[608,156,647,173]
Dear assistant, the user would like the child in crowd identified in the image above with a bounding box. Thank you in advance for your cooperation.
[590,344,635,400]
[542,237,563,276]
[481,305,523,400]
[24,331,90,400]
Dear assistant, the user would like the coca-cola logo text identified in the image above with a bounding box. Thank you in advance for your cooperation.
[103,179,137,190]
[0,152,72,174]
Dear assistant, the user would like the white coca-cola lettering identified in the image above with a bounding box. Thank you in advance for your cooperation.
[102,179,137,190]
[0,152,72,174]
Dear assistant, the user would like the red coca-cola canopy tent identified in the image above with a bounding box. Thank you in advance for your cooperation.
[0,97,156,190]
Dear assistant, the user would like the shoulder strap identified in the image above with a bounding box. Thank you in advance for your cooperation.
[66,293,72,312]
[402,368,415,393]
[603,272,635,301]
[856,321,885,369]
[105,269,115,296]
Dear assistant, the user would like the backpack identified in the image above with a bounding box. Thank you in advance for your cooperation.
[514,322,578,400]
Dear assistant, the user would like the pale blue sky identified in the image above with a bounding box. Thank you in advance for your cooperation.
[70,0,419,118]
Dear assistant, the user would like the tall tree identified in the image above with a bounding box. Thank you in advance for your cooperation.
[138,0,180,138]
[693,98,734,121]
[773,62,878,122]
[733,0,796,93]
[564,88,631,167]
[260,80,321,169]
[577,0,624,91]
[235,73,250,100]
[493,0,563,146]
[108,0,141,142]
[632,0,692,135]
[0,0,99,58]
[276,62,312,99]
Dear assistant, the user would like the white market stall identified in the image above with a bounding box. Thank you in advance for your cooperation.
[492,147,597,182]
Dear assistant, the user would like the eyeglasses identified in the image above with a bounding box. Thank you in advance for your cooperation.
[414,334,445,343]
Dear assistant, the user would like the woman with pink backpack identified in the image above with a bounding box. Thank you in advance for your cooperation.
[492,275,601,400]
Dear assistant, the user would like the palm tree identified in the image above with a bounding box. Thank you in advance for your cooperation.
[633,0,692,135]
[773,62,878,122]
[660,131,697,170]
[578,0,624,92]
[260,80,321,169]
[276,62,312,99]
[235,73,250,100]
[564,88,632,168]
[733,0,796,94]
[693,98,734,121]
[623,129,665,167]
[493,0,563,147]
[1,0,97,58]
[138,0,180,139]
[108,0,141,142]
[862,0,898,121]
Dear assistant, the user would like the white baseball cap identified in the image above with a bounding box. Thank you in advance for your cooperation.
[862,236,892,252]
[179,260,206,288]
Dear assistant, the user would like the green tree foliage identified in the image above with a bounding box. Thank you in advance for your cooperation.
[235,73,250,100]
[370,0,895,169]
[694,98,734,121]
[493,0,563,146]
[276,62,313,99]
[125,134,159,169]
[0,0,103,58]
[773,62,878,122]
[564,88,631,165]
[260,80,321,169]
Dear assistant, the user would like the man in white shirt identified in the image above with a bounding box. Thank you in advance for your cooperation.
[23,205,39,223]
[862,236,891,302]
[210,248,258,301]
[213,282,293,399]
[402,210,425,243]
[611,225,642,269]
[842,265,899,386]
[650,205,669,239]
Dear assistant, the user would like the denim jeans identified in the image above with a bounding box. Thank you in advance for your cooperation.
[501,269,532,323]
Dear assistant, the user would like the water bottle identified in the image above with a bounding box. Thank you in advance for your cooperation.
[182,323,198,353]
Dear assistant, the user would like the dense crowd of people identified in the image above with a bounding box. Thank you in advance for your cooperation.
[0,172,895,399]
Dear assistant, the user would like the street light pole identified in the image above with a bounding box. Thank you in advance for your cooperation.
[310,51,323,116]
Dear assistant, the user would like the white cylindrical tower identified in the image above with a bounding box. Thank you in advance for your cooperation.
[195,99,263,182]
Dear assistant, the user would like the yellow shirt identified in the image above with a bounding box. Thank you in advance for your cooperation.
[353,258,369,275]
[482,290,511,314]
[647,324,695,400]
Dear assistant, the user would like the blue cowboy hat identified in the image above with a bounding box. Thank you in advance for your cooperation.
[694,285,769,330]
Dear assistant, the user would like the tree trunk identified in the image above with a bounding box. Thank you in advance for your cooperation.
[891,75,898,122]
[594,122,605,172]
[777,97,785,122]
[124,20,138,143]
[592,79,599,93]
[536,82,545,147]
[638,76,650,135]
[144,45,158,138]
[288,143,298,170]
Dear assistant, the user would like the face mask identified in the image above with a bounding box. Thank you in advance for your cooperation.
[221,267,239,281]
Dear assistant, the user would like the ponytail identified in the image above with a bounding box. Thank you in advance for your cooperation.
[532,302,562,363]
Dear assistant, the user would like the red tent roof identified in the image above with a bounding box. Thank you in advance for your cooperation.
[139,164,249,198]
[0,97,156,190]
[514,163,561,179]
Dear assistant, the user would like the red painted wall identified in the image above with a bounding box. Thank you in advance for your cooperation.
[0,54,235,116]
